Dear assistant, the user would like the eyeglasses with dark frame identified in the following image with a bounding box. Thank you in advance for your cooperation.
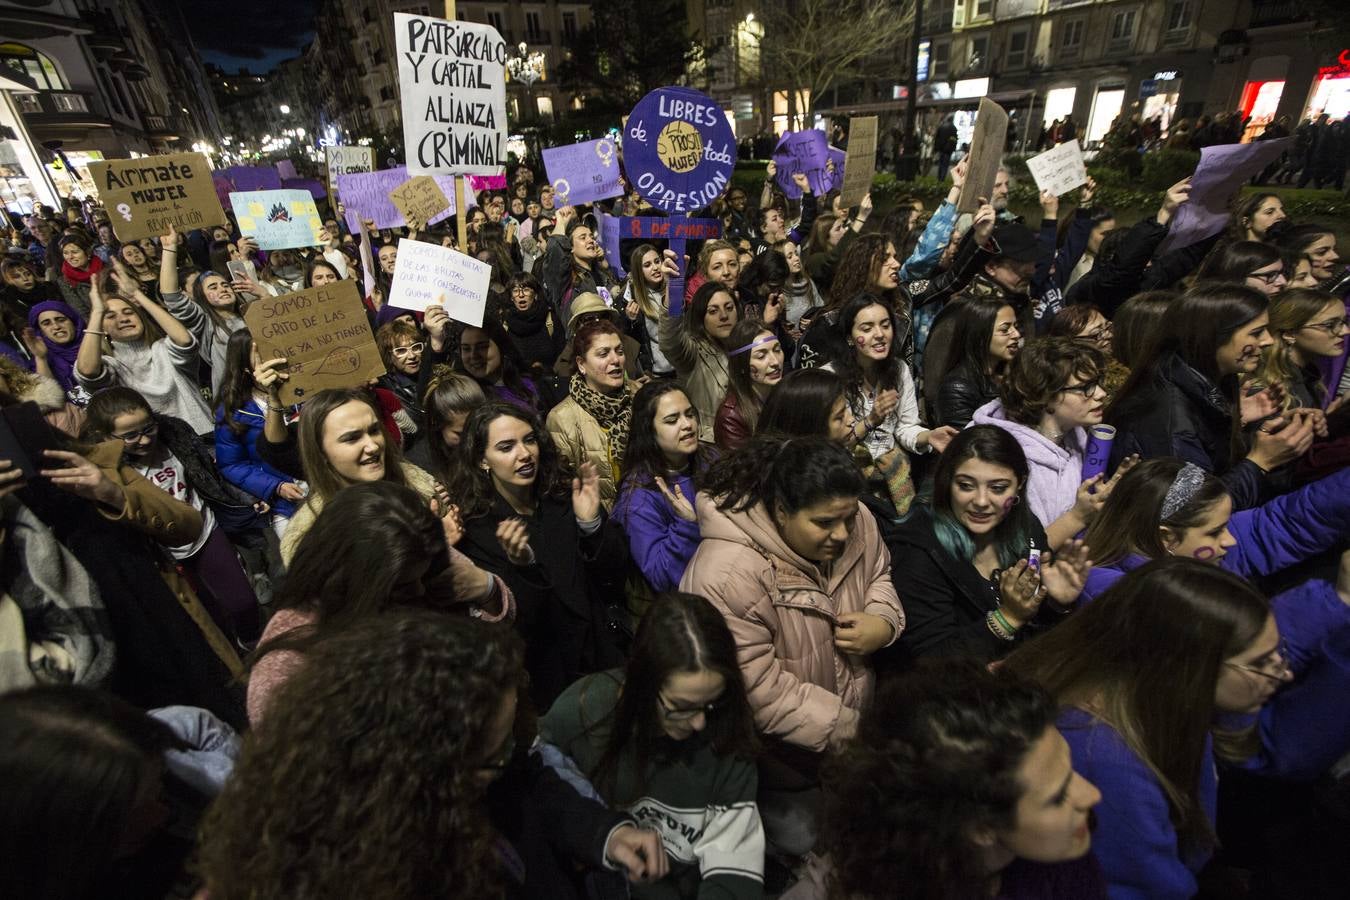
[657,692,722,722]
[1247,267,1286,285]
[111,420,159,443]
[1060,379,1105,398]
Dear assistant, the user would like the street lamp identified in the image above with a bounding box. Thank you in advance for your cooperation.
[279,104,291,115]
[507,42,547,123]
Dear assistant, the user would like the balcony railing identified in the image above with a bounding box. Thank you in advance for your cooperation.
[1249,0,1309,27]
[11,90,94,116]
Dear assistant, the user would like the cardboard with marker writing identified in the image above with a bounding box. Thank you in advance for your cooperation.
[325,146,375,202]
[243,280,385,406]
[957,98,1009,213]
[90,152,226,242]
[388,175,452,226]
[839,117,878,208]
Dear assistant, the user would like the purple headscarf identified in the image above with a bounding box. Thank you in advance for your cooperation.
[27,300,85,392]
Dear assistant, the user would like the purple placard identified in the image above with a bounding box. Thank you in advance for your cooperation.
[211,175,234,209]
[1155,139,1291,255]
[827,146,846,183]
[1081,425,1115,482]
[335,167,472,233]
[221,165,283,192]
[281,177,327,200]
[771,130,833,199]
[598,213,625,279]
[542,138,623,206]
[623,86,735,213]
[276,160,298,180]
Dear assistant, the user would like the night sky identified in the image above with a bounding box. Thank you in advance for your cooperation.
[170,0,318,74]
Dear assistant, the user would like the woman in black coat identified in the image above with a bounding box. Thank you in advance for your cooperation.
[1108,284,1315,511]
[882,427,1088,673]
[447,401,631,709]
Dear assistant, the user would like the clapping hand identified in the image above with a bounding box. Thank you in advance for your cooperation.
[654,475,696,522]
[495,517,533,566]
[1040,540,1092,605]
[571,461,602,523]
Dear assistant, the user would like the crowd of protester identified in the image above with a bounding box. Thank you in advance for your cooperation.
[3,129,1350,900]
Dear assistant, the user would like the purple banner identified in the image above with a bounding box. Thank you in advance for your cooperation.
[276,160,298,180]
[1156,139,1292,255]
[771,130,833,199]
[281,177,327,201]
[220,165,283,192]
[542,138,623,206]
[335,167,472,233]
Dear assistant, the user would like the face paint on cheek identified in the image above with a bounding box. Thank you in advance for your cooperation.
[1001,498,1016,514]
[1192,546,1216,561]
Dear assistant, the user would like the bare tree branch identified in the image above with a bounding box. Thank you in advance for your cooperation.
[757,0,915,123]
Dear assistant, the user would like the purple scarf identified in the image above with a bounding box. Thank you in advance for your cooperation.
[27,300,85,392]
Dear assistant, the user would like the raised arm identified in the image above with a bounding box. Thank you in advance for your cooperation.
[158,226,180,296]
[75,275,108,379]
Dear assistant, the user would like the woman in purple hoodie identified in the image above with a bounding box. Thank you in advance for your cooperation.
[971,338,1137,547]
[613,381,714,594]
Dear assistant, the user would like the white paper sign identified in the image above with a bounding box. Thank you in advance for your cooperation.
[387,239,491,325]
[394,13,507,176]
[1025,140,1088,196]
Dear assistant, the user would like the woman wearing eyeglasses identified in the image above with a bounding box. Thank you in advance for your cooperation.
[971,339,1138,548]
[375,317,428,450]
[1005,559,1350,900]
[83,386,264,646]
[502,272,565,376]
[1254,287,1348,412]
[1195,240,1289,297]
[539,593,764,899]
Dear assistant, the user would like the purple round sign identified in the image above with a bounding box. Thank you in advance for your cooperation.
[623,86,736,214]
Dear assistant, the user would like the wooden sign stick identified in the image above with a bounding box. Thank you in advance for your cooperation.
[445,0,470,251]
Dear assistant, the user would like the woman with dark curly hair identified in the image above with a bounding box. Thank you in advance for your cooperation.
[199,609,522,899]
[788,660,1104,900]
[540,593,764,899]
[448,401,631,707]
[795,208,996,371]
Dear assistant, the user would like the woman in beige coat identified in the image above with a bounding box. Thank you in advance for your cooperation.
[545,318,636,511]
[680,434,904,857]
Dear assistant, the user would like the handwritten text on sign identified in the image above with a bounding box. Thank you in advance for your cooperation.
[772,130,834,199]
[228,190,324,251]
[242,280,385,406]
[1025,140,1088,196]
[387,239,491,325]
[388,175,452,225]
[89,153,226,242]
[839,117,878,208]
[395,13,507,175]
[335,167,468,234]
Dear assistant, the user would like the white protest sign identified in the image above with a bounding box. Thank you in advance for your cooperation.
[325,146,375,200]
[387,238,491,325]
[1025,140,1088,196]
[394,13,507,176]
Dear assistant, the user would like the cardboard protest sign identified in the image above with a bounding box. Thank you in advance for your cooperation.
[221,165,283,192]
[243,280,384,406]
[624,86,736,213]
[771,130,833,199]
[839,117,878,207]
[388,175,451,225]
[335,167,468,234]
[1156,138,1292,254]
[394,12,507,175]
[387,239,491,325]
[1025,140,1088,196]
[228,189,324,251]
[957,98,1009,213]
[542,138,622,206]
[89,152,226,242]
[325,146,375,200]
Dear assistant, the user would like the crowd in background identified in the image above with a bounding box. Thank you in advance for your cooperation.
[3,126,1350,900]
